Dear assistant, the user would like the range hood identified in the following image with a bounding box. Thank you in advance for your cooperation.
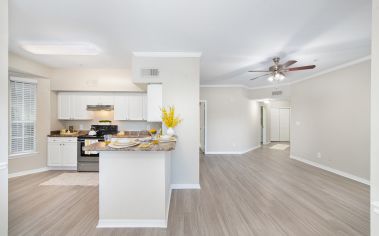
[86,105,114,111]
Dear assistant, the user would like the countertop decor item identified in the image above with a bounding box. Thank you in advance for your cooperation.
[161,106,182,136]
[99,120,112,125]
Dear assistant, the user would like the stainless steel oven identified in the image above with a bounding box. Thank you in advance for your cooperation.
[77,125,118,172]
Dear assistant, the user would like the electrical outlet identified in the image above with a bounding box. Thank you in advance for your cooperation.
[317,152,322,159]
[79,124,84,130]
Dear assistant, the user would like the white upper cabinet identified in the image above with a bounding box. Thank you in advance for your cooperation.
[58,93,92,120]
[142,94,147,120]
[58,92,149,121]
[58,93,71,120]
[114,95,129,120]
[147,84,162,122]
[114,94,146,121]
[72,95,92,120]
[128,95,144,120]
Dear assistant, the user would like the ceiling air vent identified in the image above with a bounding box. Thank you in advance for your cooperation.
[141,68,160,78]
[272,90,283,96]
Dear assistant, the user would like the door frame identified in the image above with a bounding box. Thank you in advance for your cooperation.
[199,100,208,154]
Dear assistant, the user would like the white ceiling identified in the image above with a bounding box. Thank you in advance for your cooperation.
[9,0,371,87]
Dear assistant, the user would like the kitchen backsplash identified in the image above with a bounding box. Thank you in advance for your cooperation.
[60,110,162,131]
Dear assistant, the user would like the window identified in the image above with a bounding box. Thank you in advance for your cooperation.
[9,78,37,155]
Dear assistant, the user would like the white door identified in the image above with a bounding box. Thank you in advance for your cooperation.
[200,102,206,152]
[114,95,129,120]
[48,142,62,166]
[61,142,77,166]
[262,106,268,144]
[128,95,144,120]
[270,108,280,141]
[58,93,71,120]
[279,108,290,141]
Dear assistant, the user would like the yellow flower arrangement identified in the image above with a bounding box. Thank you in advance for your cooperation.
[161,106,182,128]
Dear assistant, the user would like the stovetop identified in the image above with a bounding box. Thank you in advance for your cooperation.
[78,125,118,140]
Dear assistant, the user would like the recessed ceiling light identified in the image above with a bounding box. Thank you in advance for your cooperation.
[20,42,101,55]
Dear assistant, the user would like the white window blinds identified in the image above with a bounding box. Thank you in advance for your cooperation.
[9,78,37,155]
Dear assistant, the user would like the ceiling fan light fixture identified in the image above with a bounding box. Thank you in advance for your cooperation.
[268,76,274,82]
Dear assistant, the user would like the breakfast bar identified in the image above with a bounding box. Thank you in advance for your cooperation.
[83,141,176,228]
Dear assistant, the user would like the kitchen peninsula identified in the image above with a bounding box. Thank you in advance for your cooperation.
[83,141,176,228]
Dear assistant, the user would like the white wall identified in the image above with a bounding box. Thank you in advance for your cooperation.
[0,0,8,233]
[290,60,370,182]
[9,53,52,78]
[133,55,200,186]
[200,87,261,153]
[371,0,379,233]
[51,69,145,92]
[247,85,291,100]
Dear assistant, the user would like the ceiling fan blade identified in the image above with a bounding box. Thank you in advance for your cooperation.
[248,70,271,73]
[250,73,271,80]
[283,60,297,68]
[287,65,316,71]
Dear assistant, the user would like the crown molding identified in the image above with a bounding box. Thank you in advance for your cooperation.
[200,55,371,90]
[133,52,202,58]
[200,84,248,89]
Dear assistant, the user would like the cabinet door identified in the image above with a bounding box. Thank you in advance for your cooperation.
[142,94,147,120]
[48,142,62,166]
[58,93,71,120]
[128,95,144,120]
[147,84,162,122]
[114,96,129,120]
[61,143,77,166]
[72,95,92,120]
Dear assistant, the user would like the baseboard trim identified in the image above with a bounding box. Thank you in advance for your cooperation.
[206,145,261,155]
[48,166,77,171]
[8,167,49,178]
[290,155,370,185]
[171,184,201,189]
[97,219,167,228]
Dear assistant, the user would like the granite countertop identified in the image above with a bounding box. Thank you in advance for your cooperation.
[47,130,88,137]
[83,141,176,152]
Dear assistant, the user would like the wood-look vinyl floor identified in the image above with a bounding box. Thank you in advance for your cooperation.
[9,143,370,236]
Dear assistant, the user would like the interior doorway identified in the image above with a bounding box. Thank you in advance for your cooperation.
[199,100,207,154]
[259,99,291,145]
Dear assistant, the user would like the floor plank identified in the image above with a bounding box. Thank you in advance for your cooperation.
[9,143,369,236]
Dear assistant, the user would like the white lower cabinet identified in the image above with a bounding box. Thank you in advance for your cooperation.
[48,137,77,169]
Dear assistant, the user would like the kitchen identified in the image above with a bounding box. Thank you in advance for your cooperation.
[7,52,201,230]
[48,84,163,172]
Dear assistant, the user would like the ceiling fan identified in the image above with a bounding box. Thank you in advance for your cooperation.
[249,57,316,82]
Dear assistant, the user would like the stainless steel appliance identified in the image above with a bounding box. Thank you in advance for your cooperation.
[77,125,118,172]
